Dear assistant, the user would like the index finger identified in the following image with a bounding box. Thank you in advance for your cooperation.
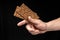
[17,20,27,26]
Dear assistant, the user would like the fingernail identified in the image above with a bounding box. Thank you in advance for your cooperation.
[28,16,31,19]
[17,23,20,26]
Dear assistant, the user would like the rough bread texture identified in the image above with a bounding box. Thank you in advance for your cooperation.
[14,3,39,20]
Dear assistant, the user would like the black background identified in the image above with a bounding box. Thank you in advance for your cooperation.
[0,0,60,40]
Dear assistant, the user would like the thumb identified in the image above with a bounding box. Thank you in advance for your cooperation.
[28,16,38,24]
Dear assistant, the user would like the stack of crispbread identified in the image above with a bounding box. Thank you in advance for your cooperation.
[14,3,39,20]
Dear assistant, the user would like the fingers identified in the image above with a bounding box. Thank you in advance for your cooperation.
[26,24,41,35]
[28,16,39,24]
[17,20,27,26]
[26,24,35,32]
[17,16,39,26]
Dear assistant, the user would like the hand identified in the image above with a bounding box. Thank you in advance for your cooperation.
[17,16,47,35]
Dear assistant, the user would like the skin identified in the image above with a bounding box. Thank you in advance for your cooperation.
[17,16,60,35]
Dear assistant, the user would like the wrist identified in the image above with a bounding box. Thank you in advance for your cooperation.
[45,21,55,32]
[45,22,50,32]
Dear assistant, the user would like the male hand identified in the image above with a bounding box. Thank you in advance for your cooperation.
[17,16,47,35]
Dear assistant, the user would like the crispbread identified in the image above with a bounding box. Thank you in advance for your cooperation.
[14,3,39,20]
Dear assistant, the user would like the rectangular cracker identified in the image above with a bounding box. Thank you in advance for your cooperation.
[14,3,39,20]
